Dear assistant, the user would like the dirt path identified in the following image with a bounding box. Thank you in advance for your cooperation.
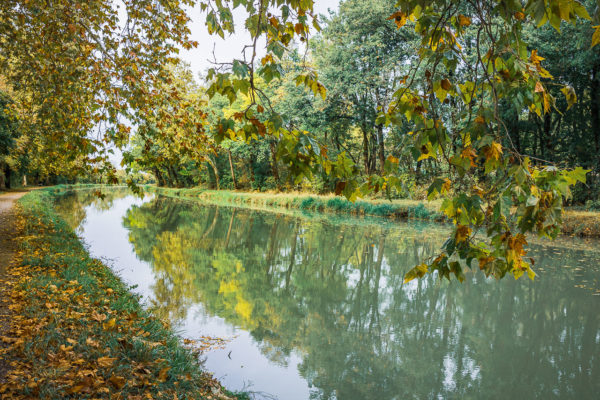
[0,190,28,382]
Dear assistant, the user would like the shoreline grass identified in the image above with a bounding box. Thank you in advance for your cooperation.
[145,186,600,238]
[145,186,445,222]
[0,189,245,399]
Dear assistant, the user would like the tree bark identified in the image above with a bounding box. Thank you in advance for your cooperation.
[153,168,165,186]
[207,157,220,190]
[376,124,385,174]
[269,140,281,190]
[591,65,600,172]
[361,127,370,174]
[227,149,237,190]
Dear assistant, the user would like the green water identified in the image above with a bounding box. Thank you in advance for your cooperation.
[55,189,600,399]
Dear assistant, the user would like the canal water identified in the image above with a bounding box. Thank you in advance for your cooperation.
[54,189,600,399]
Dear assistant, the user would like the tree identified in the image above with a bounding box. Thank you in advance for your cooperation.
[124,62,211,188]
[0,90,18,188]
[0,0,198,181]
[203,0,592,282]
[314,0,417,175]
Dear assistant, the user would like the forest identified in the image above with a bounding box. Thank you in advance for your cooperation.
[129,0,600,207]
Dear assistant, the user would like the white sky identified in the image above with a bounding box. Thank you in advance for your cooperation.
[179,0,341,80]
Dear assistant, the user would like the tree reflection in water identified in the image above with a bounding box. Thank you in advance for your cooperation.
[59,191,600,399]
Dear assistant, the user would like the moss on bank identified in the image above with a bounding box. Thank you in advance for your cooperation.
[0,189,245,399]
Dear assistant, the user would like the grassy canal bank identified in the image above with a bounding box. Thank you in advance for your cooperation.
[0,189,245,399]
[144,186,445,222]
[145,186,600,238]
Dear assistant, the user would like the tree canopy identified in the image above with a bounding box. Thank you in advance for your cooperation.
[1,0,598,282]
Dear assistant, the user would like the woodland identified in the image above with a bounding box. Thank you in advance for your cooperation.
[0,0,599,281]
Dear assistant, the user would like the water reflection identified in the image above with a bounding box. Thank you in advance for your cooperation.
[56,190,600,399]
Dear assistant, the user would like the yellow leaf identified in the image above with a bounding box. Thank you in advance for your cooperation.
[543,92,551,114]
[593,25,600,47]
[97,356,117,368]
[484,142,503,161]
[387,11,407,29]
[514,11,525,20]
[109,375,126,389]
[103,318,116,330]
[455,225,472,243]
[458,15,471,26]
[534,81,545,93]
[92,311,107,322]
[67,384,85,394]
[442,178,451,193]
[158,367,170,382]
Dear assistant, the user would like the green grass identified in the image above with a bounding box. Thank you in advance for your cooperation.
[145,186,445,222]
[145,186,600,238]
[2,189,246,399]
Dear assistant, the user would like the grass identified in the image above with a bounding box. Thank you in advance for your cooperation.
[145,186,600,238]
[0,189,246,399]
[145,186,445,222]
[561,209,600,237]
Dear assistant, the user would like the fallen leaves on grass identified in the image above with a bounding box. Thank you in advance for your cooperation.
[0,195,236,399]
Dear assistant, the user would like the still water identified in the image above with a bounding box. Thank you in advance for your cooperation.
[54,189,600,399]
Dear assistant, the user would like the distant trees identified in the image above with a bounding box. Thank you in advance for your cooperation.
[314,0,416,175]
[0,91,17,188]
[123,63,211,188]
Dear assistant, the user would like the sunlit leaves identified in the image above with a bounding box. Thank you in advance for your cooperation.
[381,0,592,282]
[388,11,408,29]
[592,25,600,47]
[0,0,198,180]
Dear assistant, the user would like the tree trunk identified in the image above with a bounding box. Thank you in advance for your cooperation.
[362,127,370,174]
[227,149,237,190]
[22,174,27,187]
[3,165,11,189]
[207,157,220,190]
[248,157,255,187]
[370,131,377,173]
[269,140,281,190]
[153,168,165,187]
[591,65,600,173]
[376,124,385,174]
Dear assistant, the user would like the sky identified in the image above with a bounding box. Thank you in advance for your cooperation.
[178,0,341,80]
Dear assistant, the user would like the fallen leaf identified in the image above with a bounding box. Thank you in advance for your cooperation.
[97,356,117,368]
[157,367,170,382]
[103,318,116,330]
[109,374,126,389]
